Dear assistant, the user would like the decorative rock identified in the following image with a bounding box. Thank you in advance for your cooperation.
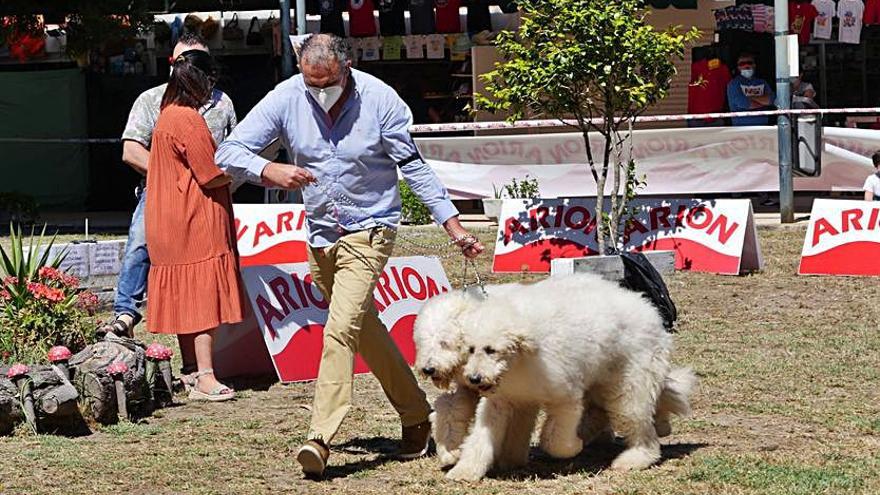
[69,337,151,424]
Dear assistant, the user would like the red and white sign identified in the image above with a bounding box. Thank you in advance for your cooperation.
[493,198,762,275]
[234,204,309,267]
[214,204,309,380]
[799,199,880,276]
[242,256,451,383]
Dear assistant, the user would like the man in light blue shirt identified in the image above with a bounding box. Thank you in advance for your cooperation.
[215,34,483,478]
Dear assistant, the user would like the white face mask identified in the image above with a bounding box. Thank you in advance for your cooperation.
[740,68,755,79]
[307,84,344,113]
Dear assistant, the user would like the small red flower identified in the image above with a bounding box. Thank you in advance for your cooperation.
[2,276,18,286]
[76,291,99,313]
[0,289,10,301]
[38,266,62,281]
[6,363,29,378]
[44,287,64,303]
[60,273,79,288]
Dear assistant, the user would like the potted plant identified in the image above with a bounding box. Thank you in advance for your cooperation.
[476,0,698,255]
[482,175,540,223]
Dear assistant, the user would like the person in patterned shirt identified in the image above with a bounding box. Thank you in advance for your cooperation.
[101,32,238,383]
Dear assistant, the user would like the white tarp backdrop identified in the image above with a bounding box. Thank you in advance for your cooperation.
[414,126,878,199]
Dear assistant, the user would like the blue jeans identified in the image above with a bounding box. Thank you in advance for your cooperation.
[113,187,150,324]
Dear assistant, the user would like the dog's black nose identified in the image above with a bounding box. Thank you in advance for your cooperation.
[421,366,436,376]
[468,374,482,385]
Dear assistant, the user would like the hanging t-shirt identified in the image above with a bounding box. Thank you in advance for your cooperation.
[789,2,819,44]
[450,32,471,61]
[467,0,492,34]
[837,0,865,43]
[812,0,835,39]
[319,0,345,36]
[410,0,436,34]
[426,33,446,59]
[687,58,733,123]
[435,0,462,33]
[866,0,880,25]
[382,35,403,60]
[361,36,382,60]
[378,0,406,36]
[403,35,425,59]
[349,0,377,37]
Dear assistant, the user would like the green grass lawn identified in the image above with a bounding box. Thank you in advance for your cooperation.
[1,225,879,494]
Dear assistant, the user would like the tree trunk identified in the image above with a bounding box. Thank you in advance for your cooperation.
[69,337,153,425]
[0,365,82,435]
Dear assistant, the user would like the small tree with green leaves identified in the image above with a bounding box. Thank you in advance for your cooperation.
[477,0,698,254]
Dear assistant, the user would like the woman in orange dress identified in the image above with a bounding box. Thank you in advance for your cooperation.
[145,50,246,401]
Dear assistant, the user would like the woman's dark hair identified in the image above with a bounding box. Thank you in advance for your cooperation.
[873,151,880,167]
[161,49,217,110]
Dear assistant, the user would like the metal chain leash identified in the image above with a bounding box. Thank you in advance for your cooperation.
[310,179,489,297]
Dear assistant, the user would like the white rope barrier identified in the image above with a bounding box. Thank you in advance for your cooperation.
[2,106,879,143]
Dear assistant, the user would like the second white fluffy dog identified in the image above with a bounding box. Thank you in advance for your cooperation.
[447,273,681,481]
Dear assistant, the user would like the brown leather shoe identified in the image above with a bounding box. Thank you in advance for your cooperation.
[397,420,432,460]
[296,439,330,478]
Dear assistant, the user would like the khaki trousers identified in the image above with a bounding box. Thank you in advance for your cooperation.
[306,227,430,442]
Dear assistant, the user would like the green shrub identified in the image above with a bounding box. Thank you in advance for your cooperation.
[398,181,433,225]
[493,175,541,199]
[0,225,98,363]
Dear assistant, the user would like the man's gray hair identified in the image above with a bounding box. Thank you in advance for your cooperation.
[299,34,351,70]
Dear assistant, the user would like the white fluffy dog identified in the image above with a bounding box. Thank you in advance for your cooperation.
[446,273,684,482]
[414,286,521,468]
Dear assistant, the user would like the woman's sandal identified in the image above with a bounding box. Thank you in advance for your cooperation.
[95,318,134,340]
[188,369,235,402]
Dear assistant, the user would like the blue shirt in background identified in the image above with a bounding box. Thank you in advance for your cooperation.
[726,74,775,126]
[215,69,458,248]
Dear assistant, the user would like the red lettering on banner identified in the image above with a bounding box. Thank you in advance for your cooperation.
[650,207,672,230]
[253,221,275,247]
[812,218,840,247]
[401,267,427,300]
[675,205,688,227]
[375,269,447,312]
[503,217,529,244]
[564,206,591,230]
[842,209,863,233]
[255,294,284,339]
[376,272,400,308]
[623,218,650,243]
[870,208,880,230]
[235,219,248,242]
[530,207,552,230]
[706,214,740,245]
[277,211,295,233]
[302,274,328,309]
[686,206,712,229]
[270,276,301,313]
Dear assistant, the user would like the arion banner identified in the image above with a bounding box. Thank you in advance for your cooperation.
[492,198,762,275]
[799,199,880,276]
[214,204,309,379]
[416,126,876,199]
[242,257,451,383]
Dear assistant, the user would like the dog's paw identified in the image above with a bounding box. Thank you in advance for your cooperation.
[610,446,660,471]
[541,436,583,459]
[436,446,461,468]
[446,462,486,482]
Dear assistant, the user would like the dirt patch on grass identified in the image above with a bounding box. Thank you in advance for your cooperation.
[1,225,879,494]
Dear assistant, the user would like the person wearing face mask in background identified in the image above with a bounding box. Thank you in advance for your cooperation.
[104,32,238,387]
[726,53,775,126]
[215,34,484,478]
